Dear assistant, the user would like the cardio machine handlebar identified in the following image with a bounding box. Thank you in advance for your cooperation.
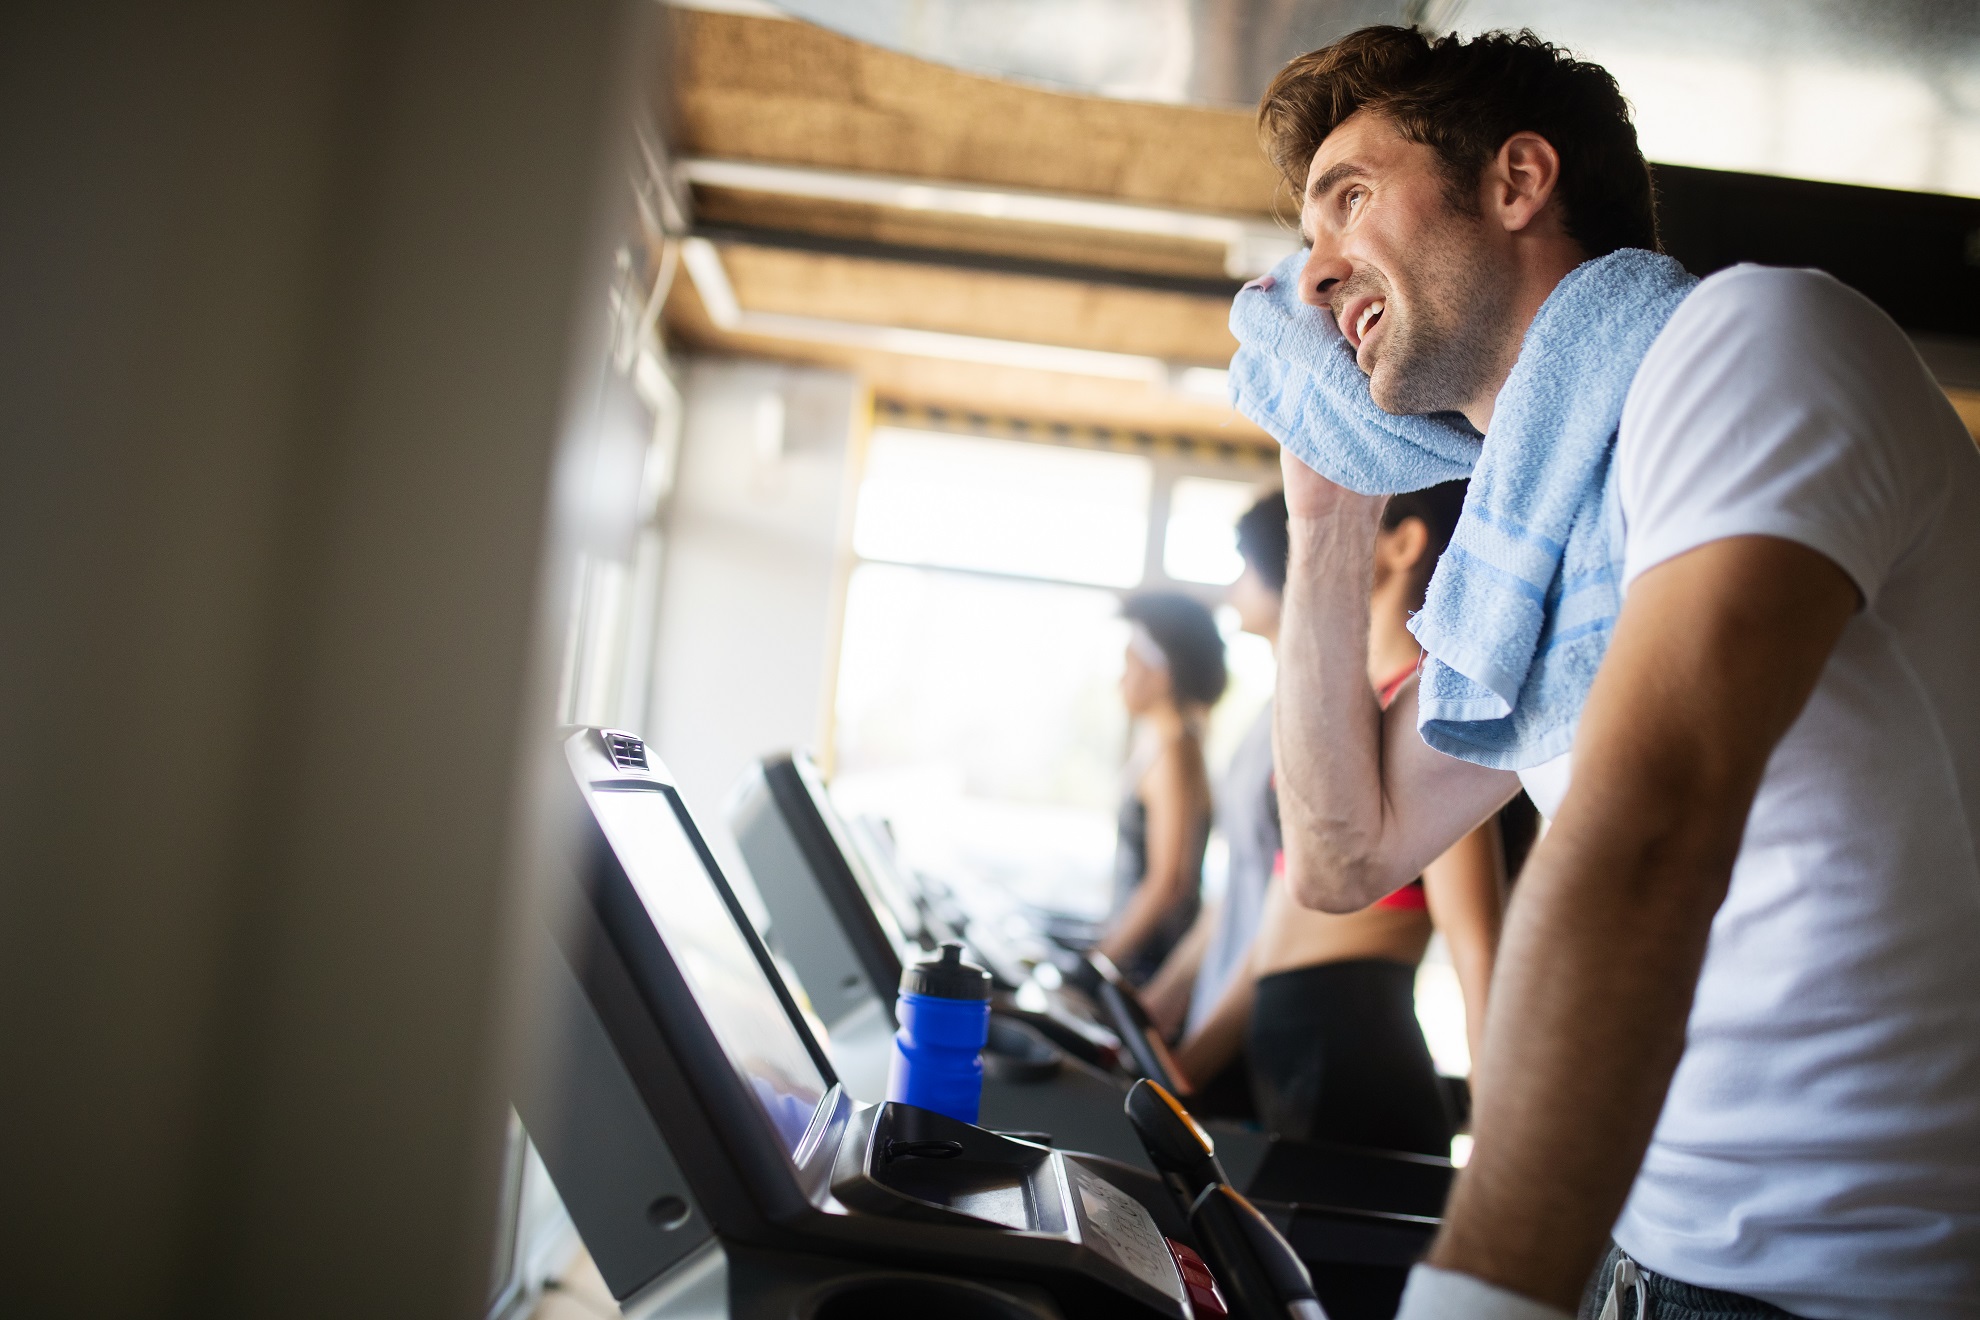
[1125,1079,1326,1320]
[1080,951,1191,1093]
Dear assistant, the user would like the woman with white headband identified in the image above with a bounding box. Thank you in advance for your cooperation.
[1094,592,1228,984]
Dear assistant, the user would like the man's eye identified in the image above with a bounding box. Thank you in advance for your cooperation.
[1345,189,1366,213]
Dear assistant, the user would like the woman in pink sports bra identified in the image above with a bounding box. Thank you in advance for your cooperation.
[1171,481,1528,1157]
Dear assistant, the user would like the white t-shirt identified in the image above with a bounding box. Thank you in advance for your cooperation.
[1517,266,1980,1319]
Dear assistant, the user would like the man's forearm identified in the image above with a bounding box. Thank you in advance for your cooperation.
[1273,451,1517,913]
[1429,814,1733,1308]
[1276,505,1390,910]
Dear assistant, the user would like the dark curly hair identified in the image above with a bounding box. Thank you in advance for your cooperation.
[1259,25,1657,259]
[1235,489,1290,593]
[1122,592,1228,708]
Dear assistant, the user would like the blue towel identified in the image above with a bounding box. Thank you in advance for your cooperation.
[1229,247,1698,769]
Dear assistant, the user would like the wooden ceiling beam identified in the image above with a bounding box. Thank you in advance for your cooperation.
[667,9,1283,213]
[663,269,1273,448]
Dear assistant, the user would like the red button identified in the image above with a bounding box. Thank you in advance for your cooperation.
[1164,1238,1228,1318]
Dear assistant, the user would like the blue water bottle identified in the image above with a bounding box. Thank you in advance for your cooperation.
[887,942,992,1124]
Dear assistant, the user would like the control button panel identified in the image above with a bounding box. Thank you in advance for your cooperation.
[1067,1161,1185,1307]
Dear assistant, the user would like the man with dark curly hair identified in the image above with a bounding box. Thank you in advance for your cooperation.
[1232,25,1980,1320]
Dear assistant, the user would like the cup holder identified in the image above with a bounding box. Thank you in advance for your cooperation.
[806,1274,1050,1320]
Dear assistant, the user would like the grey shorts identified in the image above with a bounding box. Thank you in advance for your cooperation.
[1580,1244,1806,1320]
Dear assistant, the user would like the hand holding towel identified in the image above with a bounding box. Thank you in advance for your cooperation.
[1229,247,1698,769]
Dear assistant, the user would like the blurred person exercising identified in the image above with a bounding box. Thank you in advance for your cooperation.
[1237,25,1980,1320]
[1169,481,1507,1157]
[1138,490,1295,1116]
[1095,592,1227,984]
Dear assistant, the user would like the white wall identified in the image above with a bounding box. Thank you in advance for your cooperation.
[645,358,863,866]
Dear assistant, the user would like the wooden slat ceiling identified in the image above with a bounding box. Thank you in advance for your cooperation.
[719,246,1237,364]
[658,7,1278,445]
[667,10,1279,212]
[655,8,1980,445]
[665,272,1257,440]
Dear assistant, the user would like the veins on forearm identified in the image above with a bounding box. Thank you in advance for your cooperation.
[1275,526,1392,909]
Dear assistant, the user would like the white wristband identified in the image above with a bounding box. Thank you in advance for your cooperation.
[1394,1264,1575,1320]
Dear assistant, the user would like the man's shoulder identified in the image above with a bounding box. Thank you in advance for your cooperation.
[1656,263,1886,357]
[1627,262,1930,433]
[1614,262,1963,599]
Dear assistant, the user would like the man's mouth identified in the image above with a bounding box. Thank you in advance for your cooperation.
[1338,292,1387,351]
[1353,299,1385,348]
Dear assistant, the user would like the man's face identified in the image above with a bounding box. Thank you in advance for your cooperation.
[1297,111,1515,416]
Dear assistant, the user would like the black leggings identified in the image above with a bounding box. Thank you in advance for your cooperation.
[1248,958,1454,1157]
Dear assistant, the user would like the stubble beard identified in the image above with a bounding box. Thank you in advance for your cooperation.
[1364,215,1518,419]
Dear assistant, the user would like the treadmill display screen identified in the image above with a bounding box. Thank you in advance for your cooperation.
[589,786,829,1158]
[793,756,922,948]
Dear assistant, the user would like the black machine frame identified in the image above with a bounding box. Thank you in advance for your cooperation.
[554,761,850,1238]
[757,754,912,1011]
[543,729,1222,1317]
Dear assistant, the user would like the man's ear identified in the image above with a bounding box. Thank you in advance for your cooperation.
[1486,130,1563,235]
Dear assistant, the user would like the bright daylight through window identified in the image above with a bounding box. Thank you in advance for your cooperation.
[1163,476,1258,585]
[837,428,1158,924]
[853,428,1150,587]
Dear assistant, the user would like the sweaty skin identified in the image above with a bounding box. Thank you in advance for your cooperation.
[1273,109,1861,1310]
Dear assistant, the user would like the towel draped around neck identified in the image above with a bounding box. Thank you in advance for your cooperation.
[1228,247,1699,769]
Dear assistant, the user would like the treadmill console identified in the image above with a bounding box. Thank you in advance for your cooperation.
[545,729,1206,1319]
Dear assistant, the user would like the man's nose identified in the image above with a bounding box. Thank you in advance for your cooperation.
[1299,243,1349,309]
